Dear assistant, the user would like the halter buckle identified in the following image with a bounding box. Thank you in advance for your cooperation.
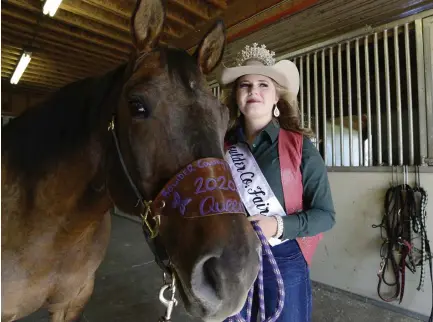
[141,201,160,239]
[108,117,115,131]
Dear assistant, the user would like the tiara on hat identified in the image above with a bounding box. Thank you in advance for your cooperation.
[235,43,276,67]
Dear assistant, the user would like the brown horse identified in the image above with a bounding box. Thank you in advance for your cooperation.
[1,0,261,321]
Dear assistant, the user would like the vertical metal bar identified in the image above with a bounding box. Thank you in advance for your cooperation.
[330,46,336,166]
[338,44,345,165]
[307,54,311,129]
[415,19,427,165]
[394,26,403,166]
[322,49,327,164]
[422,17,433,161]
[346,41,353,166]
[300,56,304,128]
[374,32,382,165]
[365,35,373,167]
[314,51,319,149]
[405,23,414,166]
[355,38,363,166]
[384,29,393,166]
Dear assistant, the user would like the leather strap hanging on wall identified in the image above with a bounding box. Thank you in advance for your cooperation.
[373,166,432,321]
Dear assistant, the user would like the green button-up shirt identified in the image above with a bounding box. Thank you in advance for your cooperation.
[233,120,336,240]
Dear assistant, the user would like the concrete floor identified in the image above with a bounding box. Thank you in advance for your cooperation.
[18,215,423,322]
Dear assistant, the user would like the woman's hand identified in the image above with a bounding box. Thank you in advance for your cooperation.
[248,215,278,240]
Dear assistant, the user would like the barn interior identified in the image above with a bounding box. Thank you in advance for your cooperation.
[2,0,433,321]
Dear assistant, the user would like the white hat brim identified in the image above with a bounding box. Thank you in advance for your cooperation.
[218,60,300,98]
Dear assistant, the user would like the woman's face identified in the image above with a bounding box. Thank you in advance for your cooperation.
[236,74,279,122]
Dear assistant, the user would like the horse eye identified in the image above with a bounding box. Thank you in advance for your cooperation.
[129,97,150,119]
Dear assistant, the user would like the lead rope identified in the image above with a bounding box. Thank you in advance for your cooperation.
[408,168,432,322]
[413,185,432,322]
[227,222,285,322]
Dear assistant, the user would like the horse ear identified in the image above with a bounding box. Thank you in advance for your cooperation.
[195,20,226,75]
[131,0,165,52]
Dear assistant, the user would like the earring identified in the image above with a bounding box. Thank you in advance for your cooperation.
[273,104,280,117]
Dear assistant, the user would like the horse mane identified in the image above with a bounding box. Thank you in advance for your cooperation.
[2,63,127,179]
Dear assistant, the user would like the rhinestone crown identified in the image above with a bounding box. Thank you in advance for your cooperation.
[235,43,276,67]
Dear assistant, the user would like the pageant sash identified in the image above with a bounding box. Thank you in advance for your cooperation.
[225,143,287,246]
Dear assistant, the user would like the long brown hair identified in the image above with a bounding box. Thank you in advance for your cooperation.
[223,78,314,142]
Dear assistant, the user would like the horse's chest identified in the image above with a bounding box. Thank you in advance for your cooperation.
[3,212,111,290]
[54,212,111,269]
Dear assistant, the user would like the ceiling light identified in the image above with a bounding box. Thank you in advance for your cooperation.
[10,52,32,85]
[43,0,63,17]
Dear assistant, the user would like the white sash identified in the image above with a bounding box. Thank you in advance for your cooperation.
[224,142,287,246]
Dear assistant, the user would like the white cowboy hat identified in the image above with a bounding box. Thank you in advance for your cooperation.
[218,43,300,103]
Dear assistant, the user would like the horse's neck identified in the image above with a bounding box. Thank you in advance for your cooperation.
[3,131,111,224]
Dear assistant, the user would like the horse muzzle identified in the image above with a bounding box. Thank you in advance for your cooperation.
[143,158,261,320]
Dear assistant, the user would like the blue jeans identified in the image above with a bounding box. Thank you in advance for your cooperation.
[230,240,312,322]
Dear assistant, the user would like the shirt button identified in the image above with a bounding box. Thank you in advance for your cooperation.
[252,144,256,148]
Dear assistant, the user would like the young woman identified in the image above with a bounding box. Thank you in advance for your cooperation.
[220,43,336,322]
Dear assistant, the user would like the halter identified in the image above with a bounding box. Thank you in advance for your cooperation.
[108,115,256,321]
[108,115,246,251]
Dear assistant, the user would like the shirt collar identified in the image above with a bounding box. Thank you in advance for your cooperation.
[235,119,280,144]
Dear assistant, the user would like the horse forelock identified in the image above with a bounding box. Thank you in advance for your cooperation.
[163,47,225,159]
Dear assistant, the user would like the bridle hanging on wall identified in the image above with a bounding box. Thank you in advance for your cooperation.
[372,166,432,322]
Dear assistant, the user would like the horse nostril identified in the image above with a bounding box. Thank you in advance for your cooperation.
[202,256,221,296]
[191,254,224,309]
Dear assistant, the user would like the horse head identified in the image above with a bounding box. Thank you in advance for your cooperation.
[106,0,261,320]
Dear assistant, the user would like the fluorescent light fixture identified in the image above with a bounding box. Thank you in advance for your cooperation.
[43,0,63,17]
[10,52,32,85]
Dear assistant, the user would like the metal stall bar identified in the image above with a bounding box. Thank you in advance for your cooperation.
[394,26,403,166]
[355,38,363,166]
[346,41,353,166]
[384,29,393,166]
[314,51,319,149]
[415,19,428,165]
[374,32,382,166]
[300,56,304,128]
[330,47,336,166]
[307,54,311,129]
[322,49,327,164]
[404,23,414,166]
[338,44,345,166]
[423,16,433,163]
[365,35,373,167]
